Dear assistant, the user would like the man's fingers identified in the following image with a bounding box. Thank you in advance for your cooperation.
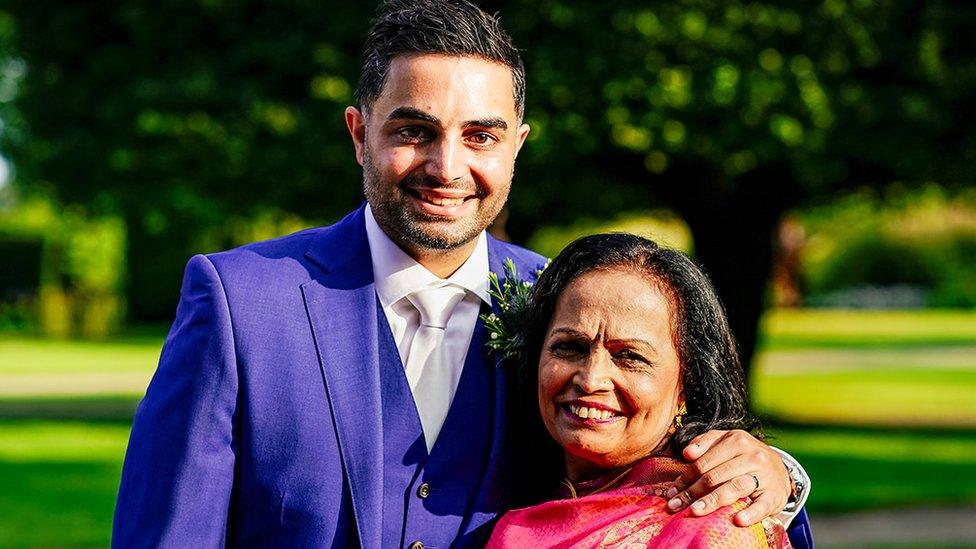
[733,492,776,527]
[687,473,762,517]
[679,432,748,490]
[673,430,739,494]
[666,488,694,512]
[681,429,730,461]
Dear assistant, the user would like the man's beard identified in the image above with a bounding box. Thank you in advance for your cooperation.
[362,146,508,251]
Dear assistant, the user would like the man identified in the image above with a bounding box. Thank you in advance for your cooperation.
[114,1,812,547]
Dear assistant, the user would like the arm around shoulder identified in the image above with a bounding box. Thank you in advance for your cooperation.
[113,254,239,548]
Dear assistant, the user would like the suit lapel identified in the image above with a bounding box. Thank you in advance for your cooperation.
[459,238,521,536]
[301,206,384,549]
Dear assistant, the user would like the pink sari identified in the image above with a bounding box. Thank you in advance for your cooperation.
[487,457,790,548]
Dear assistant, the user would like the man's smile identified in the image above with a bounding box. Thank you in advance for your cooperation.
[405,186,479,217]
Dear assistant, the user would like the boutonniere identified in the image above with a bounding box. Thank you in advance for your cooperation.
[480,257,548,363]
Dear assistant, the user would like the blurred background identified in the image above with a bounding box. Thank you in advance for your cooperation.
[0,1,974,547]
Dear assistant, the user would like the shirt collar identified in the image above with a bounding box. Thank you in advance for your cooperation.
[365,204,491,308]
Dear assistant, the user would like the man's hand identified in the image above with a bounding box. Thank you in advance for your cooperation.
[665,430,790,526]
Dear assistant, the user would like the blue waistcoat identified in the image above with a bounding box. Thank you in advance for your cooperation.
[378,299,495,549]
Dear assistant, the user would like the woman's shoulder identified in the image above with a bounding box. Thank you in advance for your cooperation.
[660,500,791,548]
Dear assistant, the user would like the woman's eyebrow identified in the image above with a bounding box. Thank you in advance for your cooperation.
[606,338,657,353]
[549,327,589,338]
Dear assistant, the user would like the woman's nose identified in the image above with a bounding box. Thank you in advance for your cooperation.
[572,352,614,393]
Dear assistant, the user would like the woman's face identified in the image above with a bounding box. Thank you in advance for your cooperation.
[538,268,683,479]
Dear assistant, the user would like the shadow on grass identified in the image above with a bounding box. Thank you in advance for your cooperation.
[762,420,976,514]
[0,395,140,423]
[0,459,120,547]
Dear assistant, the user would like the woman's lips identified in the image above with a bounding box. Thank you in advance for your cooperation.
[561,402,624,424]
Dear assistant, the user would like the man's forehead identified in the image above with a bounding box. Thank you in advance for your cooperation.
[371,53,518,121]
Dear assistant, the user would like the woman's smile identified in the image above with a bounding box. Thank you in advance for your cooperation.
[561,399,625,423]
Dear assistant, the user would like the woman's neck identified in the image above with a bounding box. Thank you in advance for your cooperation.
[564,446,676,484]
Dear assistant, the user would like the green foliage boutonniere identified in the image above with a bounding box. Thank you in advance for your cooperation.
[480,257,549,363]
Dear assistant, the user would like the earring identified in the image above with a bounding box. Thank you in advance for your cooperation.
[673,402,687,428]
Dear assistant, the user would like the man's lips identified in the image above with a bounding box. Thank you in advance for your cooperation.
[405,187,477,215]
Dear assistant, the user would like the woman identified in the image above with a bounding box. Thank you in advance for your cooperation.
[488,233,791,548]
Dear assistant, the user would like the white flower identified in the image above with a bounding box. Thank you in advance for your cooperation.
[490,332,499,340]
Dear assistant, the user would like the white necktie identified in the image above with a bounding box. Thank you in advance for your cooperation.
[405,285,468,452]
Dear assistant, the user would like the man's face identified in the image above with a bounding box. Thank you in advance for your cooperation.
[346,54,530,252]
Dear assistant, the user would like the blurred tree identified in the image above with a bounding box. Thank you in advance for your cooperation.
[499,0,976,380]
[1,0,369,320]
[2,0,975,382]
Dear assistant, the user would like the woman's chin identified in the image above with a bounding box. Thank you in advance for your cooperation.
[563,446,628,474]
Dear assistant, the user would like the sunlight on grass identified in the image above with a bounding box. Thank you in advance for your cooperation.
[761,309,976,348]
[754,367,976,427]
[0,337,163,375]
[0,420,130,462]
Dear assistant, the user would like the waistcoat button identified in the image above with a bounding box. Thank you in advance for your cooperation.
[417,482,431,499]
[408,542,424,549]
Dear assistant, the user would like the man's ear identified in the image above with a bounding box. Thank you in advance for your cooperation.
[345,106,368,166]
[514,122,531,158]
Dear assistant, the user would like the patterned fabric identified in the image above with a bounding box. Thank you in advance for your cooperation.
[487,457,791,548]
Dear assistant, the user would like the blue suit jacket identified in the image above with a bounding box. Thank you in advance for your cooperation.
[113,205,545,547]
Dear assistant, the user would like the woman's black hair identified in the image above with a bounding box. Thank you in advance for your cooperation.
[512,232,760,504]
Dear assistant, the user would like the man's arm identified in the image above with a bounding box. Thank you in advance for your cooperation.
[665,430,811,527]
[113,255,239,548]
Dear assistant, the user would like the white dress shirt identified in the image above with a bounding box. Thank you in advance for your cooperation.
[364,206,491,447]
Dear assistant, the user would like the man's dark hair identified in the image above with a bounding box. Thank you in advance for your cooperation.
[513,233,761,503]
[357,0,526,119]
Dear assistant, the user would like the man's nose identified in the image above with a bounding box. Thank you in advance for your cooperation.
[573,352,614,394]
[424,137,468,184]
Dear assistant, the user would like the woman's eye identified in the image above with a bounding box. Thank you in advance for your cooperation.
[549,341,587,357]
[614,350,649,365]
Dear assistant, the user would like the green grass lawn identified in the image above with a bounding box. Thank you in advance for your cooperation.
[0,420,129,547]
[0,308,974,546]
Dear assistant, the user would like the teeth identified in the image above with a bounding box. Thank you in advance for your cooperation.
[569,405,616,420]
[420,193,465,207]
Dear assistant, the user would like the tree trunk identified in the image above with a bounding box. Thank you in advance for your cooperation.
[664,162,798,391]
[682,197,781,388]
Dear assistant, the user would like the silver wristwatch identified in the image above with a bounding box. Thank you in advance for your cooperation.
[782,461,806,513]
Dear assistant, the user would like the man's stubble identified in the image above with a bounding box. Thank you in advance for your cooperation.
[361,142,512,252]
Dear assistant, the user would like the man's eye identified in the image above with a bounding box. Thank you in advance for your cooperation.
[467,132,497,146]
[397,126,431,142]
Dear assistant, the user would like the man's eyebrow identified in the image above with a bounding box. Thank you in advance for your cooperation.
[463,117,508,131]
[387,107,440,125]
